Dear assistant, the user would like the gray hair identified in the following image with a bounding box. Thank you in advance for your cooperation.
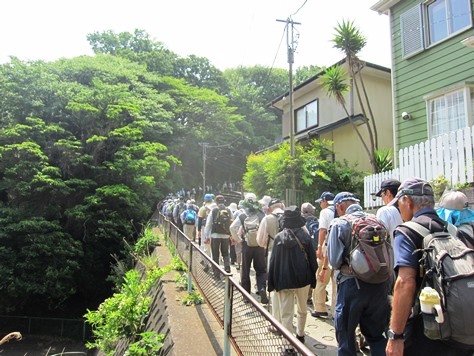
[410,195,435,209]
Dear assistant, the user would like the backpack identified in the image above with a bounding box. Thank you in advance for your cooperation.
[266,211,284,253]
[212,206,232,234]
[184,209,196,225]
[305,218,319,249]
[340,213,393,284]
[401,221,474,348]
[239,213,260,247]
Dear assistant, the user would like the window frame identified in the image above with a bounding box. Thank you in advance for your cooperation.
[425,0,473,46]
[426,85,473,139]
[295,99,319,133]
[400,0,473,59]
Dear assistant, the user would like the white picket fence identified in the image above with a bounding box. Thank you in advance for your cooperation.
[364,126,474,208]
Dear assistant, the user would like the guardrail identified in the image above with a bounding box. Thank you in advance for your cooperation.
[157,213,314,356]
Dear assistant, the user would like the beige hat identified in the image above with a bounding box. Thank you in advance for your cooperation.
[301,202,315,215]
[439,191,469,210]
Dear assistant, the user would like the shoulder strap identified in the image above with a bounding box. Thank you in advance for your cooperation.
[403,220,457,237]
[239,213,247,233]
[287,229,309,264]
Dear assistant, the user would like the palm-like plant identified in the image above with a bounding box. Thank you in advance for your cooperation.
[321,66,373,164]
[323,19,382,173]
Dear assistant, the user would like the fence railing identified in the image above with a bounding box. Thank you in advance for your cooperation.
[364,126,474,208]
[0,315,91,341]
[157,213,314,356]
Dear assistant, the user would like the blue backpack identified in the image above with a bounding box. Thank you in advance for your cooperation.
[184,209,196,225]
[305,218,319,249]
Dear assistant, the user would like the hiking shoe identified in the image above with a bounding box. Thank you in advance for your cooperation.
[236,264,240,271]
[311,311,328,318]
[259,289,269,304]
[296,334,305,344]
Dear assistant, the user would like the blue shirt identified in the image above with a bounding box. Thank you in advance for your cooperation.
[393,208,437,271]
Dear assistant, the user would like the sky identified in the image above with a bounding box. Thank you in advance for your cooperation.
[1,0,392,71]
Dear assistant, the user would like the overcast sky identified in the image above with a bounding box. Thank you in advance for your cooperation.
[1,0,392,70]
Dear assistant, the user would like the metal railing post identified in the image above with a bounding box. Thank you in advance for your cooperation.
[187,242,193,294]
[223,275,231,356]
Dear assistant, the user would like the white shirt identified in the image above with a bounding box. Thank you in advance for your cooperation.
[319,207,335,230]
[376,205,403,242]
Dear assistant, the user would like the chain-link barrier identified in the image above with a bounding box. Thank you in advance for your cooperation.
[157,213,314,356]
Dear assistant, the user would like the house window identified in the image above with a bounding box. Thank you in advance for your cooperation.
[428,88,472,138]
[295,100,318,133]
[401,4,424,58]
[427,0,472,45]
[400,0,472,58]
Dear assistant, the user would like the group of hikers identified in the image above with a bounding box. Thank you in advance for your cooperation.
[158,177,474,356]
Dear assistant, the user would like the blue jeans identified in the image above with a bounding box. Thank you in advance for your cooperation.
[334,278,389,356]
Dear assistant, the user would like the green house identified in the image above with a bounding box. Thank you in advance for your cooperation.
[371,0,474,152]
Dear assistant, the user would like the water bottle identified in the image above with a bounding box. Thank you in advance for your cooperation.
[419,287,444,339]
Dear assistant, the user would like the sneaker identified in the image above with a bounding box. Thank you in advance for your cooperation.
[236,264,240,271]
[296,334,305,344]
[311,311,328,318]
[259,289,269,304]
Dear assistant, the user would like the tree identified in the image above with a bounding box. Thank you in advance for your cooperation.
[321,20,379,173]
[294,65,322,86]
[243,139,365,201]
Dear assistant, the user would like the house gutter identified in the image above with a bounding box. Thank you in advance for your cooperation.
[370,0,401,14]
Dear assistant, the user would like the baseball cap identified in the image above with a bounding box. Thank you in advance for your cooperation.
[215,195,225,204]
[439,191,469,210]
[315,191,335,204]
[204,193,213,202]
[268,198,282,207]
[375,178,401,197]
[388,177,434,207]
[332,192,360,205]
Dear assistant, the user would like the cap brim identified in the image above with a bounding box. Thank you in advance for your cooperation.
[314,199,322,203]
[375,189,383,197]
[327,200,334,205]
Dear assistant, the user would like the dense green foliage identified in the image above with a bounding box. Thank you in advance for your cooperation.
[0,28,369,318]
[243,140,365,201]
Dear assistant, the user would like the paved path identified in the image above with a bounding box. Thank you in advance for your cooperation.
[223,262,372,356]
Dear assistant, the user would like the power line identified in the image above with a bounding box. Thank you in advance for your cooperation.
[291,0,308,16]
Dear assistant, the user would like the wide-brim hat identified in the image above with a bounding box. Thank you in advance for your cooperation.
[281,205,306,228]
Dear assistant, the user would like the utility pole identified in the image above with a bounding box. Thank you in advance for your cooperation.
[199,142,208,195]
[277,17,300,158]
[277,17,300,194]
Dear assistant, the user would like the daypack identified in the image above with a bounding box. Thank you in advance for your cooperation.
[265,211,284,253]
[239,213,260,247]
[401,221,474,348]
[340,213,393,284]
[305,218,319,249]
[212,206,232,234]
[184,209,196,225]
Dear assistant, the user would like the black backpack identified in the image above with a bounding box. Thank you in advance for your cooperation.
[400,221,474,348]
[211,206,232,234]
